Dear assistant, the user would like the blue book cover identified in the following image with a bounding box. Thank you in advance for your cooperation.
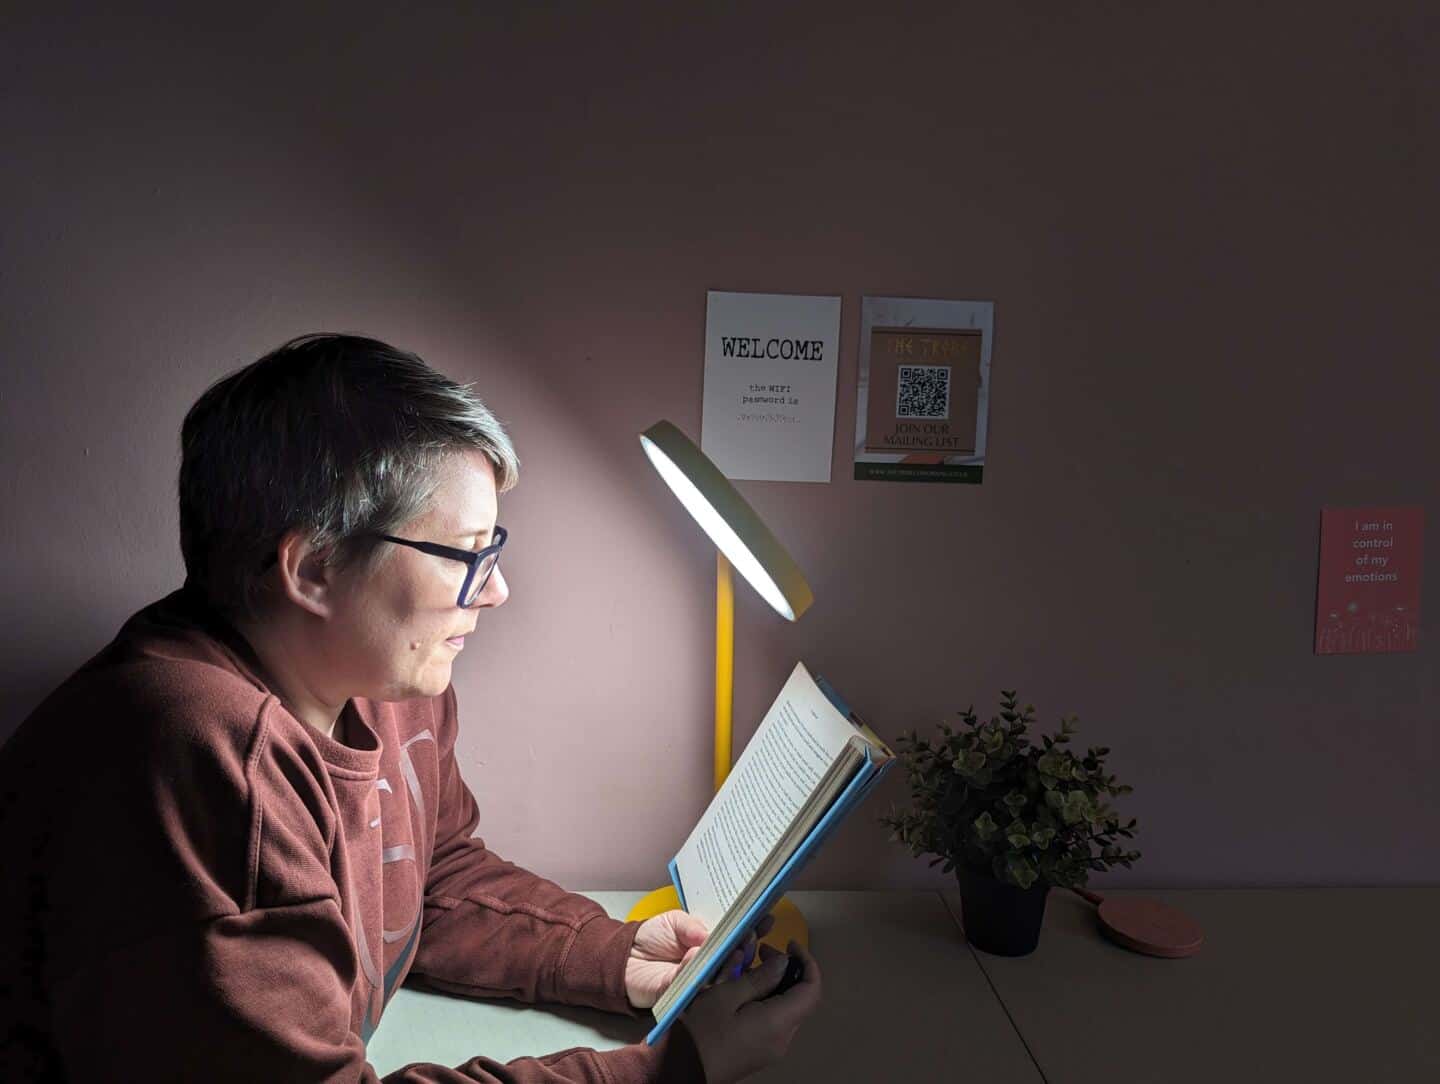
[646,736,893,1046]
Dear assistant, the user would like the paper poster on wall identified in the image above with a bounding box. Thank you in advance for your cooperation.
[700,290,841,483]
[854,296,994,483]
[1315,506,1423,654]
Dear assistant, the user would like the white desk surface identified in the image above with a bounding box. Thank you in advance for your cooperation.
[368,889,1043,1082]
[942,886,1440,1084]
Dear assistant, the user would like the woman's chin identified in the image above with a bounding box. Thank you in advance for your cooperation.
[417,659,455,698]
[376,662,453,703]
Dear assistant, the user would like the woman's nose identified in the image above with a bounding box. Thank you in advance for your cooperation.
[477,565,509,608]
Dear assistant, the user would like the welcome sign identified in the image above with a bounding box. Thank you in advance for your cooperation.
[700,290,842,483]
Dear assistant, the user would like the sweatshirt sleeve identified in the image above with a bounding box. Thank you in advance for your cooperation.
[40,687,703,1083]
[408,687,668,1028]
[47,906,704,1083]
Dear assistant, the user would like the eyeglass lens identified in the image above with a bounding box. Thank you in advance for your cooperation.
[462,551,500,606]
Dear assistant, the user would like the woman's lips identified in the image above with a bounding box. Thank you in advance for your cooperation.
[446,636,465,650]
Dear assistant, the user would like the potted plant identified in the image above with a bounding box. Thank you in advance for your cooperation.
[879,691,1140,956]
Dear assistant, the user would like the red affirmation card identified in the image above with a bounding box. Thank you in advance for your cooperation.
[1315,506,1424,654]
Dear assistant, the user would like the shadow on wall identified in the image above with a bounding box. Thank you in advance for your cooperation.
[0,570,164,740]
[0,641,102,747]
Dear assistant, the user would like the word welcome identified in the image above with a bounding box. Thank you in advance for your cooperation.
[721,336,825,361]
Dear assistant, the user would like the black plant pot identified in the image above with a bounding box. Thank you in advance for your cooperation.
[955,867,1050,956]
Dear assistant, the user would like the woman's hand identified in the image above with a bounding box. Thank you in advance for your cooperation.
[625,910,776,1010]
[679,938,823,1084]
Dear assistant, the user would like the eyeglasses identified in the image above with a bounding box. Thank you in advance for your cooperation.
[376,525,508,608]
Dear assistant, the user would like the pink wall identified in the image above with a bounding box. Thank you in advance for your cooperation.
[2,5,1435,889]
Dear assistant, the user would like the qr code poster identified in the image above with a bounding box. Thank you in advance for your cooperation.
[855,297,993,483]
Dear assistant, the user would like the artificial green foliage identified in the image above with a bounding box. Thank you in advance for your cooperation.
[878,692,1140,890]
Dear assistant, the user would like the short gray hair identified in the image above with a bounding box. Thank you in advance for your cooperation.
[179,333,519,620]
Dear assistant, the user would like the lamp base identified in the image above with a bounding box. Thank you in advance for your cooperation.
[625,887,809,963]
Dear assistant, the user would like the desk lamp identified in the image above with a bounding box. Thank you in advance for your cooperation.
[626,420,815,953]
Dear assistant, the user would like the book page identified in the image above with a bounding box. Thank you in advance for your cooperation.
[652,738,878,1027]
[672,662,856,929]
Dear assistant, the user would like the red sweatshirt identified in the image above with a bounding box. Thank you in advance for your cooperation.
[0,587,704,1082]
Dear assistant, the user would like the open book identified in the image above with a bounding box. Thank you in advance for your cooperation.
[644,662,894,1046]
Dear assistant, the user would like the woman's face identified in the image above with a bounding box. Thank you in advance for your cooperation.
[325,449,509,703]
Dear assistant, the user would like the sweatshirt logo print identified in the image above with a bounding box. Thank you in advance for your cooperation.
[356,728,435,1042]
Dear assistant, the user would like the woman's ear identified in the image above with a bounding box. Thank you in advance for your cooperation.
[272,529,338,619]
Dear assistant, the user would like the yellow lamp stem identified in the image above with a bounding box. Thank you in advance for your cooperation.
[714,551,734,793]
[713,551,808,958]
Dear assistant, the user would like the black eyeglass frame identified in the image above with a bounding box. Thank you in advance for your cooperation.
[376,525,508,608]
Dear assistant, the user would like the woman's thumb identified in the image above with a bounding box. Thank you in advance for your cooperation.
[673,911,708,948]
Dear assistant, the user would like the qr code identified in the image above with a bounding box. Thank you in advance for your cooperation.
[896,365,950,419]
